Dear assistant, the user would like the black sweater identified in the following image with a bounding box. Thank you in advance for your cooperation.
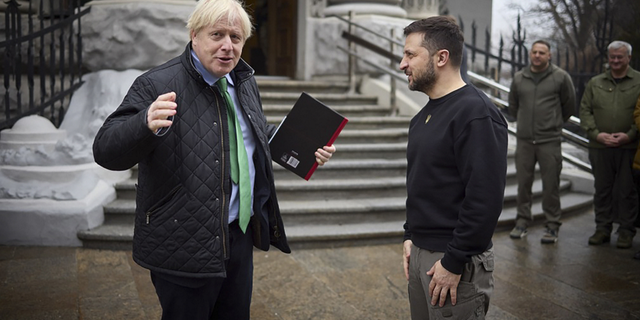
[404,85,508,274]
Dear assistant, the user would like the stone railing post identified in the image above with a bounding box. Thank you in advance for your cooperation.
[400,0,439,19]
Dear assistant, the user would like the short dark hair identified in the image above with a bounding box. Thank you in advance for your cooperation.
[403,16,464,67]
[532,40,551,50]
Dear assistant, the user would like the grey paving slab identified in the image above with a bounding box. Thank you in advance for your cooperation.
[1,210,640,320]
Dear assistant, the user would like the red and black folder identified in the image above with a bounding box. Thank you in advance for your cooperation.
[268,92,348,180]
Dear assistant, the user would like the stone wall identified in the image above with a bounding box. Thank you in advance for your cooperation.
[81,1,195,72]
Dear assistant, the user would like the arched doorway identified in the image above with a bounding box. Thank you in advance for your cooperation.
[243,0,297,78]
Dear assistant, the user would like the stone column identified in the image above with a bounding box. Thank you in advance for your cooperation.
[323,0,407,18]
[401,0,439,19]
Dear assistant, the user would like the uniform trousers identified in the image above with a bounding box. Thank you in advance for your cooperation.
[150,220,254,320]
[515,139,563,230]
[407,244,494,320]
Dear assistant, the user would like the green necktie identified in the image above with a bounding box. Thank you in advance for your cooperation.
[217,77,251,233]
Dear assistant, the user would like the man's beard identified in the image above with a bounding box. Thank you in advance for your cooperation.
[408,58,436,93]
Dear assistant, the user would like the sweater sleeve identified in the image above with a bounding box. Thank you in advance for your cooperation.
[440,115,508,274]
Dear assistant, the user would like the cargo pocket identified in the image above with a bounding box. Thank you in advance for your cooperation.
[428,282,486,320]
[429,249,494,320]
[477,249,495,273]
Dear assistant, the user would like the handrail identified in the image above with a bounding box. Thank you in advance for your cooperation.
[335,11,401,113]
[330,14,404,48]
[341,31,402,63]
[467,71,510,93]
[337,45,406,82]
[336,13,591,173]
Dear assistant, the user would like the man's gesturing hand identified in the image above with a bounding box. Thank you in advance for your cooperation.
[147,92,177,132]
[427,259,461,307]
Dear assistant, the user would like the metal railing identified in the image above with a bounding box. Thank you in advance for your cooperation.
[335,12,592,173]
[331,13,403,114]
[1,0,91,130]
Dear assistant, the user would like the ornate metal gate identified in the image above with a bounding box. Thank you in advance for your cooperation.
[1,0,90,130]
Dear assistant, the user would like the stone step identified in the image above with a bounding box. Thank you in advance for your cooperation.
[276,159,520,181]
[115,160,520,198]
[331,128,409,144]
[324,142,408,160]
[260,92,378,106]
[77,224,133,251]
[115,161,410,199]
[280,197,406,226]
[79,189,593,250]
[102,199,136,224]
[285,191,594,249]
[256,77,350,94]
[496,192,593,230]
[274,177,407,201]
[100,178,579,232]
[273,159,408,180]
[263,104,391,118]
[267,115,411,130]
[502,179,572,206]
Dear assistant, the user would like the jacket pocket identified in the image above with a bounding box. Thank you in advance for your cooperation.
[135,185,202,266]
[144,185,184,225]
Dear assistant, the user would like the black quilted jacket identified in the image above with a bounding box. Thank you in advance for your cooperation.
[93,44,290,278]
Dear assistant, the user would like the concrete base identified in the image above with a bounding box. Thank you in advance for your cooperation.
[0,180,116,246]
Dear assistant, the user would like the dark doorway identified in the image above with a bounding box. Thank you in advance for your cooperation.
[243,0,297,78]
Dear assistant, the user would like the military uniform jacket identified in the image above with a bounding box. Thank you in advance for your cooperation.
[580,67,640,149]
[508,63,576,144]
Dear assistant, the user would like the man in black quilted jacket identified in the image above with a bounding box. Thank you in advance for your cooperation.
[93,0,334,319]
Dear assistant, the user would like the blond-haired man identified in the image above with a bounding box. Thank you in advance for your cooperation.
[93,1,334,319]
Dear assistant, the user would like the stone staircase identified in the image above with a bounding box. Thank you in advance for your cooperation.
[77,78,594,250]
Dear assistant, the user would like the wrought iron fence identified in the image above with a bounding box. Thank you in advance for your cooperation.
[1,0,90,130]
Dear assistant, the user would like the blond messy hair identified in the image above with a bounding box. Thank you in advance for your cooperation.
[186,0,253,41]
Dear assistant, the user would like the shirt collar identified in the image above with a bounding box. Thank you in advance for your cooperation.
[190,49,234,87]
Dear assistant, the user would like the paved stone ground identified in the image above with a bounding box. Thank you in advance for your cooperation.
[1,209,640,320]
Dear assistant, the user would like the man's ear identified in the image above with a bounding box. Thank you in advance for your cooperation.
[436,49,450,67]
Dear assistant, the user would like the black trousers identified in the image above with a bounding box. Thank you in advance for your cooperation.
[150,221,254,320]
[589,148,638,234]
